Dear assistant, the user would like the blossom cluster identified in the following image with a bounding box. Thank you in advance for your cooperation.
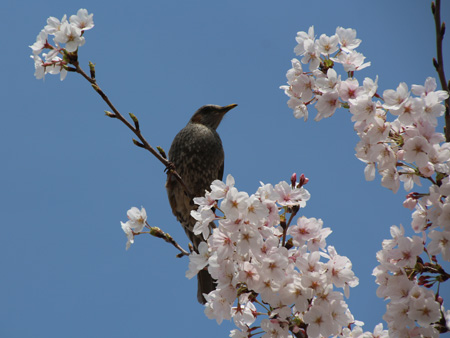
[29,9,94,80]
[186,174,386,338]
[280,26,370,122]
[373,225,448,337]
[281,26,450,336]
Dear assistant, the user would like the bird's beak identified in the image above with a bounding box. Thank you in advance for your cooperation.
[220,103,238,114]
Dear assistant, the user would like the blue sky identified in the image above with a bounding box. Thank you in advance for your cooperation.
[1,1,449,337]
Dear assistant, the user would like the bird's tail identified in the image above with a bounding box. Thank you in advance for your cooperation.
[188,222,216,304]
[197,269,216,304]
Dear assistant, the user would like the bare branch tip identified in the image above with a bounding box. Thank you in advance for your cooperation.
[129,113,140,130]
[104,110,116,118]
[433,58,439,70]
[132,138,145,148]
[157,146,167,159]
[129,113,138,122]
[88,61,96,79]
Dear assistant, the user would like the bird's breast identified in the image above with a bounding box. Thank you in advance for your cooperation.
[168,123,225,196]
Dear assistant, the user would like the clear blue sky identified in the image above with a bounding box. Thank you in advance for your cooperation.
[1,1,449,337]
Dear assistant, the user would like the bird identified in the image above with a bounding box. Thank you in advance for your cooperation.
[166,103,237,304]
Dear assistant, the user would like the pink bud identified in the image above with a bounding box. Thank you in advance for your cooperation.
[298,174,309,188]
[406,192,419,199]
[291,173,297,187]
[418,276,429,284]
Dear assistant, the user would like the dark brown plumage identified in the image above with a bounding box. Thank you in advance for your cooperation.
[166,103,237,304]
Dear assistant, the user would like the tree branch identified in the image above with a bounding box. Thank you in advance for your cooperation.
[432,0,450,141]
[73,62,194,198]
[146,225,190,257]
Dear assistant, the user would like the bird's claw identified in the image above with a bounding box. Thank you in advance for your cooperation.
[164,161,176,174]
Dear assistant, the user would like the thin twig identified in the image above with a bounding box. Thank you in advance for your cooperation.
[148,226,190,257]
[73,63,194,198]
[136,225,190,257]
[281,206,299,247]
[432,0,450,141]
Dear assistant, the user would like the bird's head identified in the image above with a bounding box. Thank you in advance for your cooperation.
[189,104,237,130]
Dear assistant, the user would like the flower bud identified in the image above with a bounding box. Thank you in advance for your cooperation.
[285,238,294,249]
[298,174,309,188]
[149,226,164,238]
[418,275,428,285]
[291,173,297,187]
[280,214,287,230]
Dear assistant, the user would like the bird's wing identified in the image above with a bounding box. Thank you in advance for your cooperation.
[218,161,224,181]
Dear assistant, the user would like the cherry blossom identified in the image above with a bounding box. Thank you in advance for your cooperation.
[29,9,94,80]
[126,206,147,232]
[335,27,361,52]
[120,206,148,250]
[120,221,135,250]
[54,21,85,52]
[70,8,94,31]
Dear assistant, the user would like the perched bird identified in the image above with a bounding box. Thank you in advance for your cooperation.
[166,103,237,304]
